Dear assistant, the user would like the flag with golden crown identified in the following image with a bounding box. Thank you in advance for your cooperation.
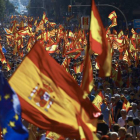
[92,91,104,111]
[9,41,100,140]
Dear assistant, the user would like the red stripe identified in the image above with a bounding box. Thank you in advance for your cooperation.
[89,30,102,55]
[76,114,94,140]
[83,17,85,25]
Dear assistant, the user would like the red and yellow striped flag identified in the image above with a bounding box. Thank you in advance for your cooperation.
[92,91,104,111]
[122,96,131,113]
[46,131,64,140]
[73,61,84,74]
[61,56,71,73]
[108,11,117,28]
[9,41,100,139]
[89,0,103,55]
[118,30,124,38]
[123,50,131,66]
[81,46,93,95]
[89,0,111,77]
[76,114,97,140]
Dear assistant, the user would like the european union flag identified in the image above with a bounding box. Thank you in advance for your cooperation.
[0,72,29,140]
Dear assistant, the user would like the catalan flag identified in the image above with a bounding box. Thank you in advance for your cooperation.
[0,72,29,140]
[9,41,100,139]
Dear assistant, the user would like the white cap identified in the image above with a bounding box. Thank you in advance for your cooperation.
[114,94,120,98]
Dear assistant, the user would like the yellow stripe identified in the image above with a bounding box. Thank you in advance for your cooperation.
[79,126,86,139]
[46,131,61,139]
[90,10,102,44]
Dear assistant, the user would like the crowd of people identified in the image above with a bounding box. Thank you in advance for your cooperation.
[0,10,140,139]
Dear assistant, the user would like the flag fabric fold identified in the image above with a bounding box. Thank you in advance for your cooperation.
[81,46,94,95]
[89,0,103,55]
[9,41,100,139]
[89,0,111,77]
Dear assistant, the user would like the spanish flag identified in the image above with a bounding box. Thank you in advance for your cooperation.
[89,0,103,55]
[108,11,117,28]
[73,61,84,74]
[118,30,124,38]
[76,114,98,140]
[9,41,99,139]
[81,46,93,95]
[46,131,65,140]
[61,56,71,73]
[89,0,111,77]
[122,96,131,113]
[92,91,104,111]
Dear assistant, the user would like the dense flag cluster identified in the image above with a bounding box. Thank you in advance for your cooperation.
[0,0,139,139]
[9,41,99,139]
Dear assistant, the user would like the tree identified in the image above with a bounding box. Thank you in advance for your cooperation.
[27,0,139,26]
[5,0,15,15]
[0,0,5,20]
[27,0,44,17]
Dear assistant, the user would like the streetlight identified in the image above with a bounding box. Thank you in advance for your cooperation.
[68,4,128,31]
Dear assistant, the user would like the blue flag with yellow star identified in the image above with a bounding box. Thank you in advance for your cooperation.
[0,72,29,140]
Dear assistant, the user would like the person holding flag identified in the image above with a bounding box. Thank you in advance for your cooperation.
[101,98,110,126]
